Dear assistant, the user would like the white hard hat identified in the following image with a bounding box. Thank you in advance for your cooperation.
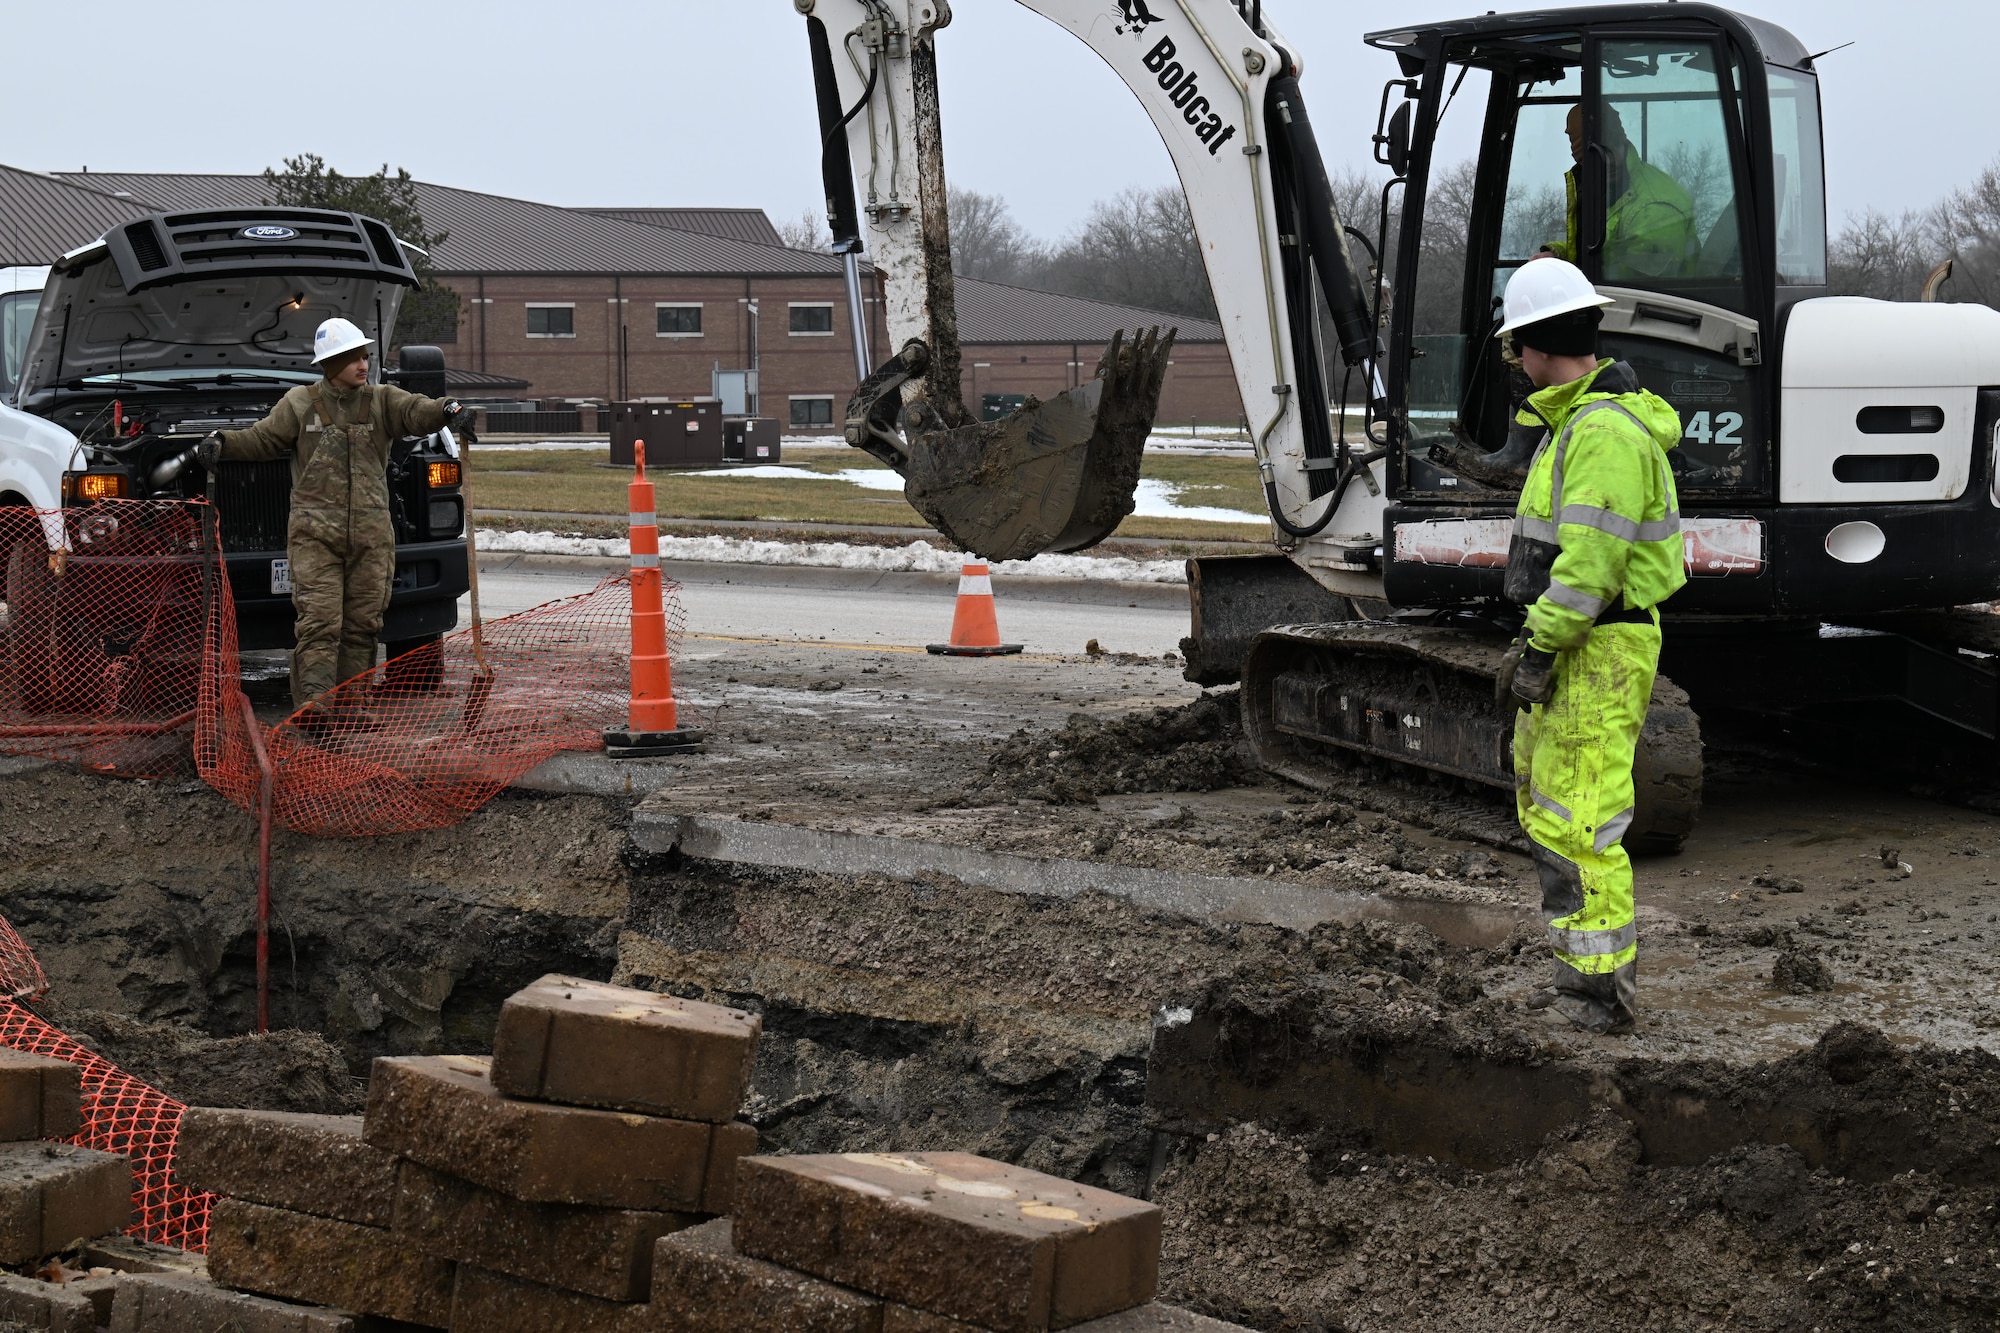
[311,317,375,365]
[1496,258,1613,336]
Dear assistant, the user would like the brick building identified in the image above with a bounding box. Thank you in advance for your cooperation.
[1,166,1244,428]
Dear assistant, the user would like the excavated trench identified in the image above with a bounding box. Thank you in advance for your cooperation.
[5,674,2000,1331]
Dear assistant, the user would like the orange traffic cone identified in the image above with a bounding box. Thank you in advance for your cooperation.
[605,439,706,757]
[927,563,1024,657]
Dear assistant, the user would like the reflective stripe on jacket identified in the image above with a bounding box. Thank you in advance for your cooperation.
[1507,359,1687,651]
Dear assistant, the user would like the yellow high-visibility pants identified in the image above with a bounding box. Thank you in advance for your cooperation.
[1513,614,1659,1024]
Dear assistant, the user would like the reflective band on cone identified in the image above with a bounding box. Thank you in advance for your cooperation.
[927,562,1024,657]
[605,439,706,756]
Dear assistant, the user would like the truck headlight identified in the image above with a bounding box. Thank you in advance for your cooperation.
[428,460,462,488]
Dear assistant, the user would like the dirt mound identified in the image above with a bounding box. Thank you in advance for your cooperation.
[1156,1108,2000,1332]
[46,1008,362,1114]
[1771,941,1836,993]
[985,690,1265,803]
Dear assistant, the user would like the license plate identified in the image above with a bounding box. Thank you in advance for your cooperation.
[271,559,293,594]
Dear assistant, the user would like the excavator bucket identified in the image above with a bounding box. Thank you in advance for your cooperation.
[845,328,1176,564]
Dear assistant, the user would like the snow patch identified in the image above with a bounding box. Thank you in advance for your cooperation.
[476,529,1190,583]
[683,465,1260,523]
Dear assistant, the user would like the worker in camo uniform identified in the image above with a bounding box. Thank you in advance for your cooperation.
[1492,259,1686,1036]
[197,317,463,724]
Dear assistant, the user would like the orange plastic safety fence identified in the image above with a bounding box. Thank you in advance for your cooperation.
[0,503,234,779]
[203,572,672,837]
[1,501,688,837]
[0,999,213,1250]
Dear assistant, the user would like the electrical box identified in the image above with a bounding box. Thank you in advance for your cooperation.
[609,398,724,467]
[724,418,782,465]
[981,393,1028,421]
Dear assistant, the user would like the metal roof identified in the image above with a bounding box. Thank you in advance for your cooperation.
[44,173,851,279]
[578,208,784,247]
[953,276,1223,345]
[0,167,151,265]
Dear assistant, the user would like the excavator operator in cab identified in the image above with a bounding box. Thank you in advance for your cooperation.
[1542,103,1699,281]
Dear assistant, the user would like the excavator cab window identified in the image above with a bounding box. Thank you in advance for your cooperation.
[1401,24,1769,498]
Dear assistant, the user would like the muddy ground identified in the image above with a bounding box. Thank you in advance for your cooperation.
[3,632,2000,1328]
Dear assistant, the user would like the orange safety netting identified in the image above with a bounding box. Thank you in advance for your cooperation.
[0,503,233,777]
[0,999,211,1250]
[1,500,684,834]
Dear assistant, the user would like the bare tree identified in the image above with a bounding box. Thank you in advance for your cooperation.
[947,186,1043,284]
[775,208,831,252]
[1828,209,1936,300]
[1928,159,2000,307]
[1041,185,1217,321]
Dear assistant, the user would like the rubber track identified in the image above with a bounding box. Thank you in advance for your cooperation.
[1241,622,1704,855]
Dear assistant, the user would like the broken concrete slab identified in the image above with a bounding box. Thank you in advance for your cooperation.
[447,1265,656,1333]
[108,1271,358,1333]
[364,1054,743,1210]
[488,973,760,1122]
[204,1199,454,1328]
[174,1110,397,1228]
[734,1152,1161,1333]
[633,811,1526,948]
[0,1143,131,1264]
[0,1052,80,1143]
[393,1159,697,1302]
[650,1218,880,1332]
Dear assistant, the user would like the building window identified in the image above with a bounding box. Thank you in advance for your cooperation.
[788,303,836,335]
[525,304,574,338]
[790,396,836,427]
[656,304,702,337]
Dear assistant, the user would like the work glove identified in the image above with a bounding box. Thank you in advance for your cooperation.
[1494,635,1524,704]
[1511,642,1559,708]
[195,432,223,470]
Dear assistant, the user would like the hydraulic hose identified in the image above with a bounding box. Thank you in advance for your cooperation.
[1267,74,1386,417]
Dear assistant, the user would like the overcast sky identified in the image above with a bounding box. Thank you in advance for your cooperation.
[4,1,1992,244]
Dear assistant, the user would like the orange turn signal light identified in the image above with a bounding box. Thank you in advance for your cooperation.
[428,460,462,488]
[73,473,129,501]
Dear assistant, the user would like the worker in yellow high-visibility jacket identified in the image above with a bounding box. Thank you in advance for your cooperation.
[1542,104,1699,281]
[1494,258,1687,1035]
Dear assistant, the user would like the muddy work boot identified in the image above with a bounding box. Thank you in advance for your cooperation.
[1540,991,1635,1036]
[1428,419,1545,491]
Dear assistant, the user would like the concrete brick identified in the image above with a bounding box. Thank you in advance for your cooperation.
[0,1053,80,1144]
[108,1271,358,1332]
[703,1119,759,1214]
[0,1270,96,1333]
[175,1110,398,1227]
[882,1304,1257,1333]
[363,1055,723,1210]
[447,1266,656,1333]
[205,1199,453,1328]
[651,1218,880,1332]
[0,1142,131,1264]
[392,1160,695,1302]
[734,1152,1161,1333]
[489,973,760,1122]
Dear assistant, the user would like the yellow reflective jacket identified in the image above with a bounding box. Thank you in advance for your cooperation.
[1545,148,1699,280]
[1506,360,1686,651]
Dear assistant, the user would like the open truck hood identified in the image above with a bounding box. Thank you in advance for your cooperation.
[16,207,418,407]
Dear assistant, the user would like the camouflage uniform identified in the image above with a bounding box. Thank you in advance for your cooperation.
[220,381,449,705]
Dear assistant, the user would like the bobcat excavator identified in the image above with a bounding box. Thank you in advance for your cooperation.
[798,0,2000,850]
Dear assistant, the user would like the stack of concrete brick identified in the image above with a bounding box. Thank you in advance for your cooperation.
[131,973,761,1331]
[647,1151,1247,1332]
[0,1050,134,1333]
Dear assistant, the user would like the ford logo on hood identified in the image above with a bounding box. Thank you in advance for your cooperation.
[238,225,299,241]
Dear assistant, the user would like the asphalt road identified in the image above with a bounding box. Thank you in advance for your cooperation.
[461,553,1191,658]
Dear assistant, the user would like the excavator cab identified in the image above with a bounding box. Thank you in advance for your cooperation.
[1370,7,1823,509]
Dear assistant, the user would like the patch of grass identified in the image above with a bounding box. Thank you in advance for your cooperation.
[464,444,1270,542]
